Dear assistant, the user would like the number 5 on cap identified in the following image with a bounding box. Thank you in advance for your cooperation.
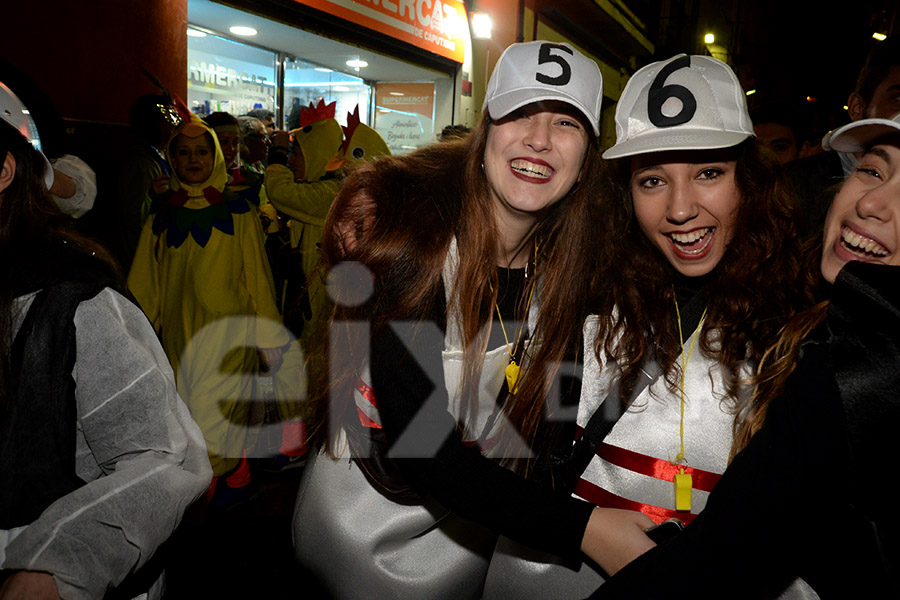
[536,43,573,86]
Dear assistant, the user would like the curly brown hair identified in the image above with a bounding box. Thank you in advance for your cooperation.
[730,233,828,457]
[591,139,815,458]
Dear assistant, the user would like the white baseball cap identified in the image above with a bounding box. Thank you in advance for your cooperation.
[823,112,900,153]
[603,54,753,159]
[0,80,54,189]
[483,41,602,136]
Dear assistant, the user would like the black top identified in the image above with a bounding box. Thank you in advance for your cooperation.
[785,151,844,241]
[368,266,594,560]
[591,261,900,599]
[1,243,118,529]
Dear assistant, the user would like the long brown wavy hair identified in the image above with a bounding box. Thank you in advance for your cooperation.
[305,112,610,473]
[591,139,815,458]
[730,234,829,458]
[0,122,118,412]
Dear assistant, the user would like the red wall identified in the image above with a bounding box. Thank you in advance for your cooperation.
[1,0,187,125]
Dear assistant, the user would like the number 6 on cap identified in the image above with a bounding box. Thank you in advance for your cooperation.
[602,53,754,159]
[648,55,698,128]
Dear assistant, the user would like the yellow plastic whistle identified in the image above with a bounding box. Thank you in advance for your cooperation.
[674,468,692,512]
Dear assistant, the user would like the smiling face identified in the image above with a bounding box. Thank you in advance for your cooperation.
[630,149,740,277]
[821,139,900,284]
[484,100,589,232]
[172,133,215,184]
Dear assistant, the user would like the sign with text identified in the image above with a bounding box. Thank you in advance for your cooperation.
[297,0,466,63]
[374,82,435,154]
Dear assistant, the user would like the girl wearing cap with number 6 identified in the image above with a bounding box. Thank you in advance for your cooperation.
[577,52,810,532]
[484,54,816,597]
[592,112,900,600]
[293,41,656,599]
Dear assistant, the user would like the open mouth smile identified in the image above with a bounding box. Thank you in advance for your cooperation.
[510,159,553,181]
[666,227,715,259]
[840,226,889,258]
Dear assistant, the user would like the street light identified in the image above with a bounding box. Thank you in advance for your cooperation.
[704,33,715,44]
[471,12,493,39]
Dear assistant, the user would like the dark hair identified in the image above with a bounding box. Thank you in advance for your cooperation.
[204,111,241,132]
[129,94,177,146]
[307,112,609,473]
[245,108,274,122]
[0,123,117,410]
[594,139,814,458]
[440,124,471,142]
[855,36,900,104]
[750,103,805,146]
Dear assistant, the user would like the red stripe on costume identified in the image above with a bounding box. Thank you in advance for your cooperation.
[573,478,698,525]
[356,378,377,407]
[356,406,382,429]
[355,377,382,428]
[597,443,722,492]
[573,426,723,491]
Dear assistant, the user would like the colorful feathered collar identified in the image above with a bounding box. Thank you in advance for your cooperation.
[151,187,253,248]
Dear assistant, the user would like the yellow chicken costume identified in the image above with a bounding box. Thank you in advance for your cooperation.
[128,118,289,477]
[264,100,344,354]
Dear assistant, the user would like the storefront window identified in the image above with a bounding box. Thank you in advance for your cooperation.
[187,31,276,117]
[185,10,455,155]
[374,82,436,154]
[284,58,370,130]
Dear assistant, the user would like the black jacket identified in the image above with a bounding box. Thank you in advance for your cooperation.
[591,261,900,599]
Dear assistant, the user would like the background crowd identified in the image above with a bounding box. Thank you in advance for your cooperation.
[0,31,898,600]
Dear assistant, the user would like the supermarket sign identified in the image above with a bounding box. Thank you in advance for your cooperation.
[297,0,466,63]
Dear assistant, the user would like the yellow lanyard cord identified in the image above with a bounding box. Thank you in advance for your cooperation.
[492,240,538,393]
[674,298,708,465]
[495,272,537,362]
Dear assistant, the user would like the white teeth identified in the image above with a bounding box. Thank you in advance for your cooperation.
[669,228,710,244]
[841,226,888,256]
[510,159,551,178]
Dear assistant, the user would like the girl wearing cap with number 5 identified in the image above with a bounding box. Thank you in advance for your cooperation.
[292,41,656,599]
[485,54,817,598]
[592,111,900,600]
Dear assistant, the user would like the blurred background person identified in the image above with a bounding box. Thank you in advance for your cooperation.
[238,115,270,174]
[245,108,276,137]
